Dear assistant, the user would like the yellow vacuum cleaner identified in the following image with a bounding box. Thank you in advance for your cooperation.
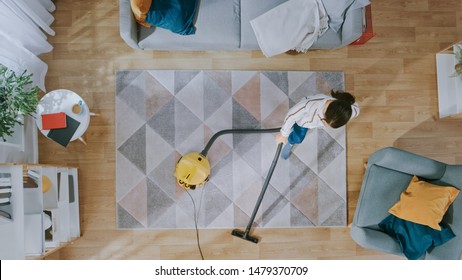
[174,152,210,190]
[173,127,282,243]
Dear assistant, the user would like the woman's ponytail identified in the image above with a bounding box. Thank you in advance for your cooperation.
[331,90,355,105]
[324,90,356,128]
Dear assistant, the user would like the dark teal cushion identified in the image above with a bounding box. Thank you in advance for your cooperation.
[145,0,199,35]
[379,214,455,260]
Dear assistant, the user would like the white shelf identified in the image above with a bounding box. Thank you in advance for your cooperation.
[0,164,80,259]
[0,165,24,259]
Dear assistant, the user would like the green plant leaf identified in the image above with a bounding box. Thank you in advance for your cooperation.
[0,64,39,141]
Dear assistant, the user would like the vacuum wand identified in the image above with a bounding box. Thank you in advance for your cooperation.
[231,142,283,243]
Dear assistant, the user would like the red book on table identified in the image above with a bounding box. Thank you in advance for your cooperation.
[41,112,67,130]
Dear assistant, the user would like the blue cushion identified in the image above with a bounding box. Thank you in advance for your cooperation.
[145,0,199,35]
[379,215,455,260]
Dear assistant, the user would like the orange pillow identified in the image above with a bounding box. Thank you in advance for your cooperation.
[130,0,152,28]
[389,176,460,230]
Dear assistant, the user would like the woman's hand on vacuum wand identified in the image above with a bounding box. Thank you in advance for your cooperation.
[275,132,288,145]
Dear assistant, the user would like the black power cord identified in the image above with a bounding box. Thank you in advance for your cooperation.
[185,188,204,260]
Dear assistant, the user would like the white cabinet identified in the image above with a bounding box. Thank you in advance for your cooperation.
[436,41,462,118]
[0,164,80,259]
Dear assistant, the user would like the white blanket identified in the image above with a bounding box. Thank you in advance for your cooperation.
[250,0,329,57]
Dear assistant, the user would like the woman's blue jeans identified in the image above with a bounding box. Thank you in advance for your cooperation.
[288,123,309,145]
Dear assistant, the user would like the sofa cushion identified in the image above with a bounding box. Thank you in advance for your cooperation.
[130,0,152,28]
[240,0,288,50]
[321,0,370,33]
[321,0,354,33]
[311,28,341,49]
[354,164,413,227]
[379,214,455,260]
[139,0,240,50]
[145,0,199,35]
[388,176,460,230]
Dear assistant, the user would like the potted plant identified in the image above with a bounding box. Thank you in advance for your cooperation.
[0,64,39,141]
[452,44,462,77]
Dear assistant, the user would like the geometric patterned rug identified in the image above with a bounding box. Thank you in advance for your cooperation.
[115,70,347,229]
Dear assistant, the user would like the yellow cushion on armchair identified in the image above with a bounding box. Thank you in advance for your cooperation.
[130,0,152,27]
[388,176,460,230]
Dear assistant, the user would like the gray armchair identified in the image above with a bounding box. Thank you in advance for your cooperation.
[350,147,462,259]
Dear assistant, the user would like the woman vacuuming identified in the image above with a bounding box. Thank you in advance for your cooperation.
[276,90,360,159]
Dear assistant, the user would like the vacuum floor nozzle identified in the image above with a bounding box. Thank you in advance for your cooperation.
[231,229,259,244]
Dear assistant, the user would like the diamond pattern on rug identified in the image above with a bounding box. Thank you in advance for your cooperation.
[234,73,261,122]
[317,129,344,173]
[147,177,176,228]
[289,72,317,104]
[175,70,200,94]
[261,185,290,227]
[118,125,146,174]
[146,125,174,175]
[317,177,346,226]
[204,73,231,120]
[147,98,175,145]
[176,72,204,121]
[147,70,175,94]
[175,99,203,148]
[262,71,289,95]
[204,71,232,96]
[209,151,234,200]
[116,152,145,200]
[316,72,344,94]
[116,70,143,95]
[117,204,145,229]
[116,95,145,153]
[116,70,347,229]
[203,182,233,227]
[118,178,148,228]
[145,73,174,121]
[147,151,178,200]
[232,99,261,147]
[261,74,288,122]
[117,72,151,120]
[204,98,233,145]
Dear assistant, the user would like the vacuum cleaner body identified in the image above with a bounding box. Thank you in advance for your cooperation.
[174,152,210,190]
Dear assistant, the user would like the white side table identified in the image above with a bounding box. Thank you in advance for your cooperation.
[35,89,94,145]
[436,41,462,118]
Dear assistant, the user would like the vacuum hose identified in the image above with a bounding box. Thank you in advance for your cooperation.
[201,127,281,156]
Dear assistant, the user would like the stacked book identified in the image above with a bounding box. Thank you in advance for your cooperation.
[0,173,12,223]
[41,112,80,147]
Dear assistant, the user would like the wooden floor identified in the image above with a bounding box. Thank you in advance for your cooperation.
[39,0,462,259]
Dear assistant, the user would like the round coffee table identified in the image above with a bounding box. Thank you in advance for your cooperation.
[35,89,91,144]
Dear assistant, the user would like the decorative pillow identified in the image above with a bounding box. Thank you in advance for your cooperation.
[130,0,153,28]
[388,176,460,230]
[321,0,370,33]
[145,0,199,35]
[379,214,455,260]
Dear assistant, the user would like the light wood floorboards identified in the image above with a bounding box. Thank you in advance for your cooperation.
[39,0,462,259]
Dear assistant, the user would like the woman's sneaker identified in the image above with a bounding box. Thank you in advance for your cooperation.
[281,143,293,160]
